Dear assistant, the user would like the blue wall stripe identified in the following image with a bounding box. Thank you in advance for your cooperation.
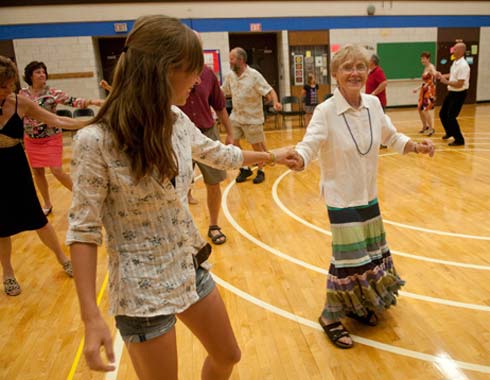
[190,15,490,32]
[1,15,490,40]
[0,19,192,40]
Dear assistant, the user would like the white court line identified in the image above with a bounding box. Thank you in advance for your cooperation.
[222,180,490,310]
[270,169,490,270]
[213,275,490,374]
[275,149,490,242]
[105,332,124,380]
[393,115,490,124]
[101,274,490,378]
[272,170,490,265]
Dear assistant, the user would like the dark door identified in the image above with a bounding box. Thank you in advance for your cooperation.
[0,40,15,61]
[228,33,280,97]
[0,40,20,91]
[97,37,126,91]
[436,28,479,105]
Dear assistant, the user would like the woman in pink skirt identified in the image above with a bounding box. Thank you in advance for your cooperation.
[20,61,102,215]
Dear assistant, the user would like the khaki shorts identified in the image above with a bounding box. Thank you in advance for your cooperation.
[195,125,227,185]
[232,122,265,145]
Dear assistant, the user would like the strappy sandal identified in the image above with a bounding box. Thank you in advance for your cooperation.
[208,225,227,245]
[425,127,435,137]
[62,261,73,277]
[3,277,21,296]
[318,318,353,349]
[346,310,378,326]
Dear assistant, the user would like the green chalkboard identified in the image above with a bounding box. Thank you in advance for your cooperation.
[377,42,437,80]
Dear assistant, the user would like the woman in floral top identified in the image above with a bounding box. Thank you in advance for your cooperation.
[66,15,292,379]
[20,61,102,215]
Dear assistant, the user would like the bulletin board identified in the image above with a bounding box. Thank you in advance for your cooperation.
[377,42,437,80]
[293,54,304,85]
[204,49,222,84]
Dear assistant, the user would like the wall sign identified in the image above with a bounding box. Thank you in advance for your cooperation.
[204,49,222,84]
[293,54,304,85]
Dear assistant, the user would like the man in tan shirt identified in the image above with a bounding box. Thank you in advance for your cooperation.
[222,47,282,184]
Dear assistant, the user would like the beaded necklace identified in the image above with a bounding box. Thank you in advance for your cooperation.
[341,108,373,156]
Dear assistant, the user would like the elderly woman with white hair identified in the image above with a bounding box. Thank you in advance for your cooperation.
[286,44,435,349]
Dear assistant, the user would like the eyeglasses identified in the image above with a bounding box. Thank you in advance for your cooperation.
[339,64,368,73]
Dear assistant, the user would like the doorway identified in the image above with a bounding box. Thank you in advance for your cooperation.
[228,32,280,96]
[0,40,20,91]
[436,28,479,105]
[97,37,126,91]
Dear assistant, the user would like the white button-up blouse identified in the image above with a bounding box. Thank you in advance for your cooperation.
[295,88,410,208]
[66,107,243,317]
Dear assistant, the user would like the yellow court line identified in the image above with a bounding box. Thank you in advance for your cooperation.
[66,273,110,380]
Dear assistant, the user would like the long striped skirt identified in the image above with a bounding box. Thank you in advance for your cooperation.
[321,199,405,321]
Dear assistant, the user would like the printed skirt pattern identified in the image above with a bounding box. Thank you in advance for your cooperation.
[322,199,405,321]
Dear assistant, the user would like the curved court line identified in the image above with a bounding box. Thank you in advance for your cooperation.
[213,274,490,374]
[382,219,490,241]
[271,170,490,271]
[274,152,490,241]
[381,148,490,237]
[222,181,490,311]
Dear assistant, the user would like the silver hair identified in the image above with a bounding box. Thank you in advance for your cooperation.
[233,47,247,63]
[370,54,380,66]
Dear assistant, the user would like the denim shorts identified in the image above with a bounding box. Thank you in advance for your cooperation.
[115,267,215,343]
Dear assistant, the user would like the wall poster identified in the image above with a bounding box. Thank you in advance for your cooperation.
[204,49,222,84]
[293,54,304,85]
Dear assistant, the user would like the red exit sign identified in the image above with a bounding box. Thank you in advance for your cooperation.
[250,23,262,32]
[114,23,128,33]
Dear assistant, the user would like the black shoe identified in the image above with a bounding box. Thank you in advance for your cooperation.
[253,170,265,184]
[236,167,253,183]
[442,135,451,140]
[448,141,464,146]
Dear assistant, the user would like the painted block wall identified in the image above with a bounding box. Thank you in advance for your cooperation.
[477,27,490,102]
[330,27,438,107]
[4,1,490,106]
[13,36,105,110]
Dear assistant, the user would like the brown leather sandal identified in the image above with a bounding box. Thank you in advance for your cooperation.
[208,225,226,245]
[346,310,378,326]
[318,318,353,349]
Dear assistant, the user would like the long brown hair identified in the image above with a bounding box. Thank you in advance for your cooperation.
[92,15,203,182]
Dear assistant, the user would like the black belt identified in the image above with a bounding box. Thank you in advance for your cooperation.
[193,243,212,268]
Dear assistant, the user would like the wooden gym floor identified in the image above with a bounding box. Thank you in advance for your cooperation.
[1,103,490,380]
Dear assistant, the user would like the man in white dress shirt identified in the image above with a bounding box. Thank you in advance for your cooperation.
[437,42,470,146]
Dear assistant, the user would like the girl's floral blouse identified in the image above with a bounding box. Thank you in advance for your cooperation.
[66,107,243,317]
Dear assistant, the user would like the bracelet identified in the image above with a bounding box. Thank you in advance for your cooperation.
[267,151,276,166]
